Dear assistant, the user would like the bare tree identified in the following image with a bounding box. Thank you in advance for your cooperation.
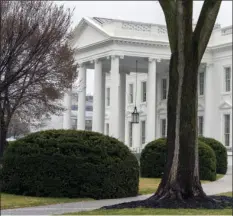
[0,1,78,156]
[7,116,30,139]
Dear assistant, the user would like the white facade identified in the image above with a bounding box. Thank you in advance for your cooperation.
[56,17,232,152]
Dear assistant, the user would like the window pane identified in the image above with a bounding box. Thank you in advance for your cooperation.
[161,119,166,138]
[106,123,109,135]
[162,79,167,100]
[141,121,146,144]
[225,67,231,92]
[129,122,133,147]
[142,82,147,102]
[224,114,230,146]
[198,116,203,136]
[199,72,204,95]
[129,84,134,103]
[106,88,110,106]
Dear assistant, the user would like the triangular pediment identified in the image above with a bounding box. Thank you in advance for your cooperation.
[198,103,205,111]
[219,101,232,109]
[72,18,109,49]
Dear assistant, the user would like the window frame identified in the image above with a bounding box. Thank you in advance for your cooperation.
[106,87,110,107]
[141,81,147,103]
[129,83,134,104]
[224,66,231,93]
[141,120,146,145]
[161,78,167,100]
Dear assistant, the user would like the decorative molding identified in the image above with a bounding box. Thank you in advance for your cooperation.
[122,22,151,32]
[198,103,205,111]
[219,101,232,110]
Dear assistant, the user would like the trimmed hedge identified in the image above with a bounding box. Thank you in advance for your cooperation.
[199,137,227,174]
[140,138,216,181]
[1,130,139,199]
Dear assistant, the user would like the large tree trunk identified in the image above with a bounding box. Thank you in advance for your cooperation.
[152,0,205,201]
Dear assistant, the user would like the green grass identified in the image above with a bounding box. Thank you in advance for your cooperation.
[65,192,233,215]
[65,208,233,215]
[0,193,92,210]
[1,174,226,210]
[139,174,224,195]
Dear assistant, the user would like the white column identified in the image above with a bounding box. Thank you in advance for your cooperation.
[119,70,126,142]
[146,58,157,143]
[92,59,104,133]
[204,63,214,137]
[109,55,125,141]
[101,70,106,132]
[63,89,72,129]
[77,64,86,130]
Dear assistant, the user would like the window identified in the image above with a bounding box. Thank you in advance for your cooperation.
[71,119,77,129]
[161,79,167,100]
[106,88,110,106]
[141,120,146,144]
[71,105,78,110]
[224,114,230,146]
[198,116,204,136]
[129,122,133,147]
[106,123,109,135]
[161,119,167,138]
[199,72,205,95]
[129,84,134,103]
[225,67,231,92]
[141,81,147,102]
[86,106,93,111]
[85,120,92,131]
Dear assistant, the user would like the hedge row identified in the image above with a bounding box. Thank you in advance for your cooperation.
[1,130,139,199]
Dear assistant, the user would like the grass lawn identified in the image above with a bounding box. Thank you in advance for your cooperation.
[0,193,92,210]
[65,192,233,215]
[0,174,225,210]
[139,174,224,195]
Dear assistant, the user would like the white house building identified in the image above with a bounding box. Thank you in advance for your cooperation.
[48,17,232,154]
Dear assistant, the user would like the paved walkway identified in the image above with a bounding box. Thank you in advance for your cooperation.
[1,166,232,215]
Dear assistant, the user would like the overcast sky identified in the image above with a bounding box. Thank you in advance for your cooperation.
[55,1,232,94]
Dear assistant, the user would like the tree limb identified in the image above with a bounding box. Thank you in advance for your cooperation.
[158,0,177,52]
[193,0,222,64]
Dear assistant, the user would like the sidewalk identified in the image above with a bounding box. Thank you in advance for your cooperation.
[1,166,232,215]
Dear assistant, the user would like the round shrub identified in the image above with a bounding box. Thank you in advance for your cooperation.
[1,130,139,199]
[140,138,167,178]
[140,138,216,181]
[198,141,216,181]
[199,137,227,174]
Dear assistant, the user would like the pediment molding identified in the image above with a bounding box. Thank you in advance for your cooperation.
[219,101,232,109]
[198,103,205,111]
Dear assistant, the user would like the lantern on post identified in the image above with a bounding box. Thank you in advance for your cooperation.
[131,60,139,124]
[131,106,139,123]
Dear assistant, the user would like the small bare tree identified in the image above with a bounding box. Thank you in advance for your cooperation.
[7,116,30,139]
[0,1,78,156]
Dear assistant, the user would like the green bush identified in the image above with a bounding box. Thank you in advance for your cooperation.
[199,137,227,174]
[140,138,216,181]
[1,130,139,199]
[198,141,216,181]
[140,138,167,178]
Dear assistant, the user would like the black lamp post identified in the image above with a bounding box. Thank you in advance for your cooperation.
[131,60,139,124]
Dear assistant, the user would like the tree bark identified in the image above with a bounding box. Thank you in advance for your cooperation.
[153,0,207,200]
[0,121,8,158]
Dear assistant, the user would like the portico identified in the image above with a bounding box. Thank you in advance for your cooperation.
[61,16,232,151]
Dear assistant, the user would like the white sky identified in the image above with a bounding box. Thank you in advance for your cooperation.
[55,1,232,94]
